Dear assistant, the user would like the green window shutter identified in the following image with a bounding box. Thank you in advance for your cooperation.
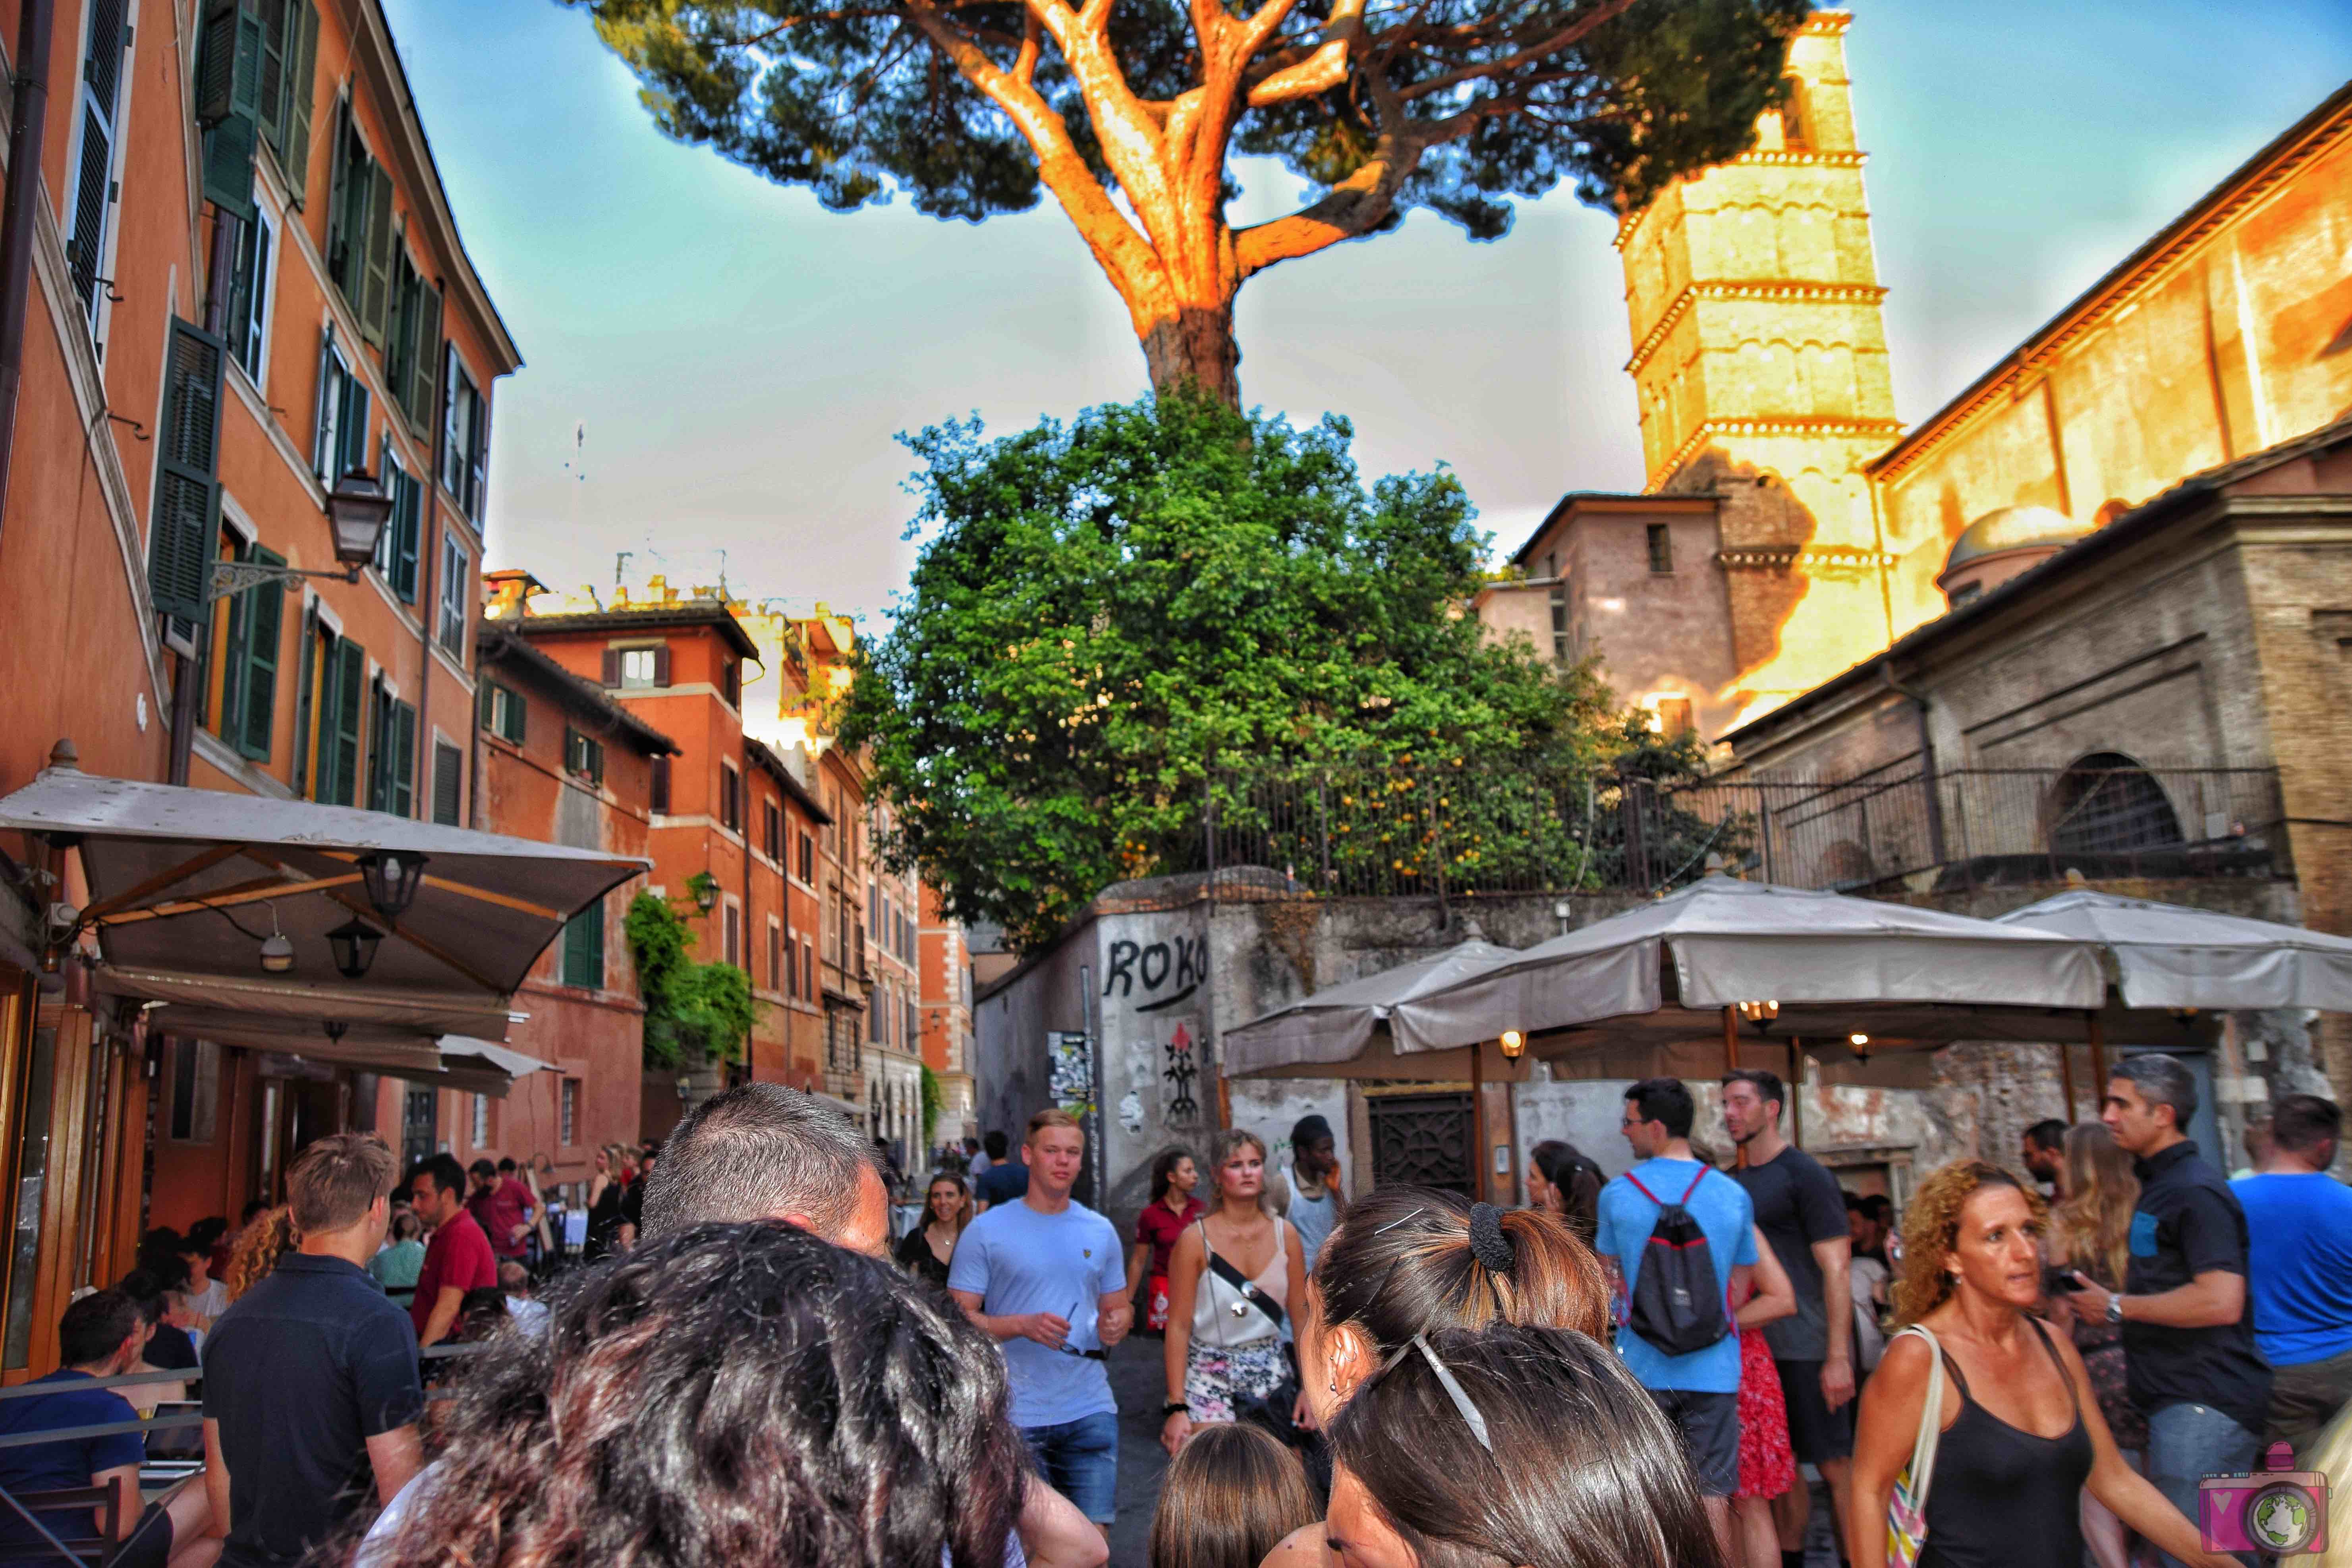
[292,606,317,797]
[331,639,364,805]
[324,99,352,289]
[392,702,416,816]
[476,679,494,730]
[359,163,394,345]
[202,112,258,223]
[237,546,283,760]
[338,374,370,477]
[365,683,386,811]
[407,284,441,429]
[147,320,226,624]
[199,0,264,220]
[254,0,286,151]
[504,686,526,744]
[564,904,603,989]
[279,0,319,204]
[393,469,420,602]
[587,900,605,987]
[195,0,238,125]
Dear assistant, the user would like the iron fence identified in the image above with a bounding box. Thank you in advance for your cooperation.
[1184,761,2287,901]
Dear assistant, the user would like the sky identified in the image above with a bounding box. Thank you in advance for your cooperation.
[380,0,2352,623]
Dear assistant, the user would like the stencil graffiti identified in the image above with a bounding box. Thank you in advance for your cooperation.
[1163,1022,1200,1121]
[1048,1031,1095,1115]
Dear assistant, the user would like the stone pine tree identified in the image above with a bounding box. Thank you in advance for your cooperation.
[571,0,1807,401]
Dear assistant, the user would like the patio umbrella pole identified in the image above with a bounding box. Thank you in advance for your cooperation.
[1787,1038,1802,1149]
[2086,1008,2108,1106]
[1471,1038,1487,1201]
[2058,1039,2078,1123]
[1722,1007,1746,1169]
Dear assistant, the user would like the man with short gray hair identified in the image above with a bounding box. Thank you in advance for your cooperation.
[2079,1054,2271,1568]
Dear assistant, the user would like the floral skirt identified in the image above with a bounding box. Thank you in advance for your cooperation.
[1737,1326,1797,1499]
[1185,1337,1290,1425]
[2081,1339,2147,1452]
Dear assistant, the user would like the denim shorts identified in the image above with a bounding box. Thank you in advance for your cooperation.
[1021,1409,1120,1524]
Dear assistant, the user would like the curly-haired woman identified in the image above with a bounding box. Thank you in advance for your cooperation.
[1846,1160,2234,1568]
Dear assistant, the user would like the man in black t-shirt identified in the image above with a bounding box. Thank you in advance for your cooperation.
[1723,1069,1854,1566]
[205,1135,423,1568]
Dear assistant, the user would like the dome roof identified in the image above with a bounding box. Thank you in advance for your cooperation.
[1943,505,2089,575]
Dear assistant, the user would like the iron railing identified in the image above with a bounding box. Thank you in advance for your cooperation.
[1178,761,2287,901]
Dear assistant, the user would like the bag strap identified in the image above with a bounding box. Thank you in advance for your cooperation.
[1679,1166,1711,1205]
[1623,1172,1664,1207]
[1200,1220,1286,1332]
[1896,1326,1947,1510]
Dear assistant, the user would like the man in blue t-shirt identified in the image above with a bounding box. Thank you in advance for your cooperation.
[949,1108,1132,1526]
[2233,1093,2352,1456]
[1594,1077,1766,1552]
[0,1289,216,1568]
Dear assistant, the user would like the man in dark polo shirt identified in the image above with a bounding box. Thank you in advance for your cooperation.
[204,1134,422,1568]
[2077,1054,2271,1568]
[406,1154,496,1348]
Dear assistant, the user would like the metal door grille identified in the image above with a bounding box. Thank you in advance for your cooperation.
[1368,1093,1473,1194]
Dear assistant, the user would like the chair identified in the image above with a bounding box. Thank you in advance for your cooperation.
[0,1483,121,1565]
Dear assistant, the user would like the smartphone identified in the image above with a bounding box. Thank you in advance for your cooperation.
[2042,1265,2085,1294]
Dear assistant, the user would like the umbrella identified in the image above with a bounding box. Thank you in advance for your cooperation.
[1221,939,1528,1079]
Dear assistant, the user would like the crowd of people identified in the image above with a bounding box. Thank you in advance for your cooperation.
[0,1055,2336,1568]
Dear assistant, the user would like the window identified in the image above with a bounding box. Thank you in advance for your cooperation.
[720,763,742,833]
[367,680,417,816]
[723,903,741,969]
[1646,523,1673,574]
[618,647,662,687]
[563,727,605,786]
[324,97,397,342]
[313,326,369,482]
[254,0,321,202]
[216,539,285,761]
[763,799,782,862]
[650,755,671,814]
[168,1040,220,1144]
[782,924,798,999]
[768,919,783,994]
[384,240,440,431]
[559,1077,579,1145]
[1548,583,1572,666]
[432,740,463,825]
[373,448,422,601]
[307,629,365,805]
[484,682,525,744]
[1651,696,1695,737]
[1779,75,1809,151]
[227,198,275,382]
[67,0,133,327]
[721,658,742,710]
[441,353,487,518]
[436,532,469,655]
[562,900,605,988]
[798,832,814,884]
[802,940,814,1002]
[145,321,228,625]
[2048,754,2186,856]
[472,1093,489,1147]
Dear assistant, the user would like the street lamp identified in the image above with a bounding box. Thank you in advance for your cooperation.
[357,851,427,920]
[322,1020,349,1043]
[259,903,294,973]
[690,872,719,913]
[326,917,384,979]
[325,470,396,566]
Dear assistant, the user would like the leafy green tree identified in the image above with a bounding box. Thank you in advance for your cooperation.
[570,0,1807,400]
[624,891,758,1067]
[840,392,1650,950]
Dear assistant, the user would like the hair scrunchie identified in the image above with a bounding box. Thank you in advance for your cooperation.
[1467,1201,1517,1274]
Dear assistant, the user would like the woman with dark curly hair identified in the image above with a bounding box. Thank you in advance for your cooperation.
[351,1219,1031,1568]
[1846,1160,2234,1568]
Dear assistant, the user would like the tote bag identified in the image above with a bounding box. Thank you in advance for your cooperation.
[1886,1325,1948,1568]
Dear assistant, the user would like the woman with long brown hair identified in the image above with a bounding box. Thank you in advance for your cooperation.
[2044,1121,2145,1568]
[1846,1161,2233,1568]
[1162,1130,1307,1455]
[894,1171,972,1289]
[1147,1421,1317,1568]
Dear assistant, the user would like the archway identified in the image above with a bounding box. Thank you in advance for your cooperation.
[2047,753,2184,855]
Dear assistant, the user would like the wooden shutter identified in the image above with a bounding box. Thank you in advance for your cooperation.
[407,283,441,429]
[292,606,318,797]
[650,755,670,814]
[254,0,286,152]
[238,545,284,760]
[147,320,227,623]
[279,0,318,203]
[651,646,671,687]
[194,0,239,124]
[504,687,526,744]
[432,741,463,826]
[391,469,420,602]
[330,640,364,805]
[392,702,416,816]
[467,380,489,515]
[359,162,394,344]
[338,374,370,476]
[199,0,264,220]
[324,98,353,287]
[311,323,336,477]
[600,649,620,687]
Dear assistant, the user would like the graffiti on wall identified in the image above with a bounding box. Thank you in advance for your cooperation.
[1048,1031,1095,1116]
[1105,936,1207,1012]
[1162,1022,1200,1121]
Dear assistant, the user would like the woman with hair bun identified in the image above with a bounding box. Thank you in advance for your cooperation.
[1163,1130,1309,1454]
[1322,1323,1726,1568]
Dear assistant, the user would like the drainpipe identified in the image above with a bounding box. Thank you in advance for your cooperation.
[1880,663,1947,866]
[414,278,447,821]
[0,0,56,539]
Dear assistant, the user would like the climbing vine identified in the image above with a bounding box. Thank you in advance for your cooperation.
[624,891,755,1068]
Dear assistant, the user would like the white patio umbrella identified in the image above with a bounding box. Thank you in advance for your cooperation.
[1221,938,1529,1080]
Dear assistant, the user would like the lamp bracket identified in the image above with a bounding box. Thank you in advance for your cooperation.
[208,558,361,605]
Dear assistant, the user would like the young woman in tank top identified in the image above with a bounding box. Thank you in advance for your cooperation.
[1847,1161,2238,1568]
[1160,1128,1309,1455]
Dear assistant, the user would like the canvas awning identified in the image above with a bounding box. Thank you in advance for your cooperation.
[1996,889,2352,1011]
[0,759,647,1046]
[1222,939,1525,1078]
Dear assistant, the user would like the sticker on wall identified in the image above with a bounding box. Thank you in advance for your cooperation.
[1118,1090,1144,1134]
[1163,1022,1201,1122]
[1048,1031,1095,1116]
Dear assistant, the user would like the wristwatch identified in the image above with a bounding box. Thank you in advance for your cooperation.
[2106,1293,2124,1326]
[1162,1401,1191,1419]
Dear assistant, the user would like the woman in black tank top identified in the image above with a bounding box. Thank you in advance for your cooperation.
[1846,1161,2238,1568]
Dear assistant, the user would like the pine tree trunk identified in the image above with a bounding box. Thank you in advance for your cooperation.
[1139,300,1241,406]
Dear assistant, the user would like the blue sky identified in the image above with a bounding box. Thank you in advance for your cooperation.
[381,0,2352,620]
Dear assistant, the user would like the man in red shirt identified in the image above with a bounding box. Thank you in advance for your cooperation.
[465,1159,536,1264]
[405,1154,496,1348]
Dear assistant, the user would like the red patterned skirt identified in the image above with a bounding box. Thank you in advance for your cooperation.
[1737,1325,1797,1499]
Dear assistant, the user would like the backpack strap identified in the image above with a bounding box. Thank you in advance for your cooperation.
[1622,1172,1665,1207]
[1679,1166,1712,1205]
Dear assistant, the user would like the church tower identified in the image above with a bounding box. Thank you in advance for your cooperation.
[1616,11,1902,723]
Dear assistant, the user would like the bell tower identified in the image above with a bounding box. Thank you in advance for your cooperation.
[1616,11,1902,722]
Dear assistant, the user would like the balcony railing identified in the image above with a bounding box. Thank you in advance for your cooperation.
[1171,760,2286,902]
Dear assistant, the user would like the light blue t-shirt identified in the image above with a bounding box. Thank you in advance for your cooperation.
[1594,1157,1757,1394]
[2232,1170,2352,1366]
[947,1197,1126,1428]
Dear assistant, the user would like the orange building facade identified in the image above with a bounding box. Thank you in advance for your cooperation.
[919,883,976,1143]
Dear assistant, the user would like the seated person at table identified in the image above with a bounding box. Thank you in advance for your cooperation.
[0,1290,219,1567]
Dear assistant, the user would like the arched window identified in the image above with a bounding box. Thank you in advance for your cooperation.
[2048,753,2184,855]
[1780,76,1811,151]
